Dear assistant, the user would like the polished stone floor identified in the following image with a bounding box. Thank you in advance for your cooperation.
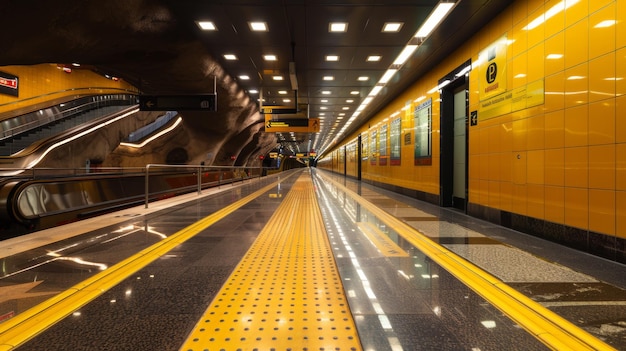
[0,168,625,350]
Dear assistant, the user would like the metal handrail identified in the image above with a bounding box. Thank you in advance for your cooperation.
[144,164,267,208]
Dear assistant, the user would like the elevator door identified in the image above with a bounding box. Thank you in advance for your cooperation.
[452,89,467,210]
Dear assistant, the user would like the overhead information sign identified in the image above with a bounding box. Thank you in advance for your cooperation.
[139,94,217,111]
[264,116,320,133]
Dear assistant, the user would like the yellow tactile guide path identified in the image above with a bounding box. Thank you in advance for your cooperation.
[181,173,362,351]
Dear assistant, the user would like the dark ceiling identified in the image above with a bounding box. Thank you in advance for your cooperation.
[0,0,513,156]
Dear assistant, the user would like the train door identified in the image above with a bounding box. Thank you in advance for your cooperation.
[440,74,469,212]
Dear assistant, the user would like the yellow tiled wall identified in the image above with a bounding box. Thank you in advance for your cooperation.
[0,64,138,114]
[323,0,626,240]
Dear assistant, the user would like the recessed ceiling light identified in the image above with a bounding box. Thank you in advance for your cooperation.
[367,55,381,62]
[357,76,369,81]
[224,54,238,60]
[264,54,277,61]
[283,99,291,103]
[350,91,359,95]
[323,76,334,81]
[320,106,328,110]
[278,90,288,94]
[382,22,403,32]
[346,99,354,103]
[321,90,331,95]
[239,75,250,80]
[249,22,268,31]
[197,21,217,31]
[329,22,348,32]
[273,76,283,80]
[326,55,339,62]
[249,89,258,94]
[321,99,328,103]
[342,107,350,110]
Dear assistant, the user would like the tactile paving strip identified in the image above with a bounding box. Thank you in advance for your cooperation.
[181,173,362,351]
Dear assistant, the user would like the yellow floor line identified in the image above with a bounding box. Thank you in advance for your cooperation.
[0,179,285,351]
[319,172,615,351]
[181,173,362,351]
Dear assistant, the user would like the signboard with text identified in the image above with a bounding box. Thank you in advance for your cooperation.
[0,71,18,97]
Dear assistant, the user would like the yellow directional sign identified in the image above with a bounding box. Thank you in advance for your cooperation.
[264,116,320,133]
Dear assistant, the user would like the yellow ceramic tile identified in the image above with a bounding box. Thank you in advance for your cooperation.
[500,121,514,152]
[488,153,501,181]
[512,118,527,151]
[544,71,565,112]
[479,179,490,205]
[527,114,545,150]
[488,125,501,152]
[527,184,545,219]
[617,47,626,97]
[564,63,588,107]
[616,191,626,239]
[616,144,626,190]
[545,110,565,149]
[589,53,616,103]
[564,187,589,230]
[512,0,527,26]
[564,146,588,188]
[545,31,565,76]
[544,0,566,39]
[479,154,489,180]
[588,99,615,145]
[469,179,480,204]
[589,3,616,60]
[591,0,613,13]
[513,151,527,185]
[512,184,528,215]
[478,127,489,154]
[565,0,589,28]
[511,21,528,58]
[528,0,544,15]
[617,95,626,143]
[564,18,589,69]
[500,181,513,212]
[545,148,565,186]
[589,144,616,190]
[488,181,501,208]
[527,42,545,83]
[564,105,588,147]
[618,0,626,49]
[512,54,528,89]
[527,150,545,184]
[527,4,545,48]
[589,189,616,235]
[500,152,513,182]
[545,185,565,224]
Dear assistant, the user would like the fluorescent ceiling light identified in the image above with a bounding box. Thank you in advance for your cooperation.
[329,22,348,32]
[326,55,339,61]
[264,54,277,61]
[323,76,334,81]
[273,76,283,80]
[415,2,455,38]
[224,54,237,60]
[367,55,381,62]
[197,21,216,30]
[346,99,354,103]
[369,85,383,96]
[357,76,369,81]
[382,22,403,32]
[239,75,250,80]
[394,45,418,65]
[321,90,331,95]
[342,107,350,110]
[278,90,288,94]
[249,89,258,94]
[350,91,360,95]
[321,99,328,102]
[283,99,291,102]
[249,21,268,31]
[379,69,397,83]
